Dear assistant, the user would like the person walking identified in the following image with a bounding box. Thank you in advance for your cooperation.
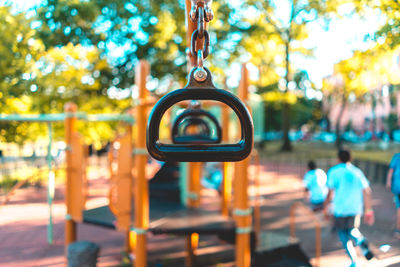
[386,152,400,237]
[324,149,374,267]
[303,160,328,212]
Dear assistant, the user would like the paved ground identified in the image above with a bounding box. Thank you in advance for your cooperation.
[1,159,400,266]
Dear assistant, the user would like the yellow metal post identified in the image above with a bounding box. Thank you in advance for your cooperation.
[234,64,252,267]
[134,60,150,267]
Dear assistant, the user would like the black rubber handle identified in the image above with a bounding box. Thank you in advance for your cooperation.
[172,109,221,144]
[173,135,218,144]
[146,67,253,162]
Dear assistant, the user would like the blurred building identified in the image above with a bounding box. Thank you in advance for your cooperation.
[327,87,394,133]
[324,51,400,134]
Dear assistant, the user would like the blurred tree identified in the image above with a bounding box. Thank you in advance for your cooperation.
[263,93,320,132]
[324,43,400,148]
[34,0,186,87]
[1,1,245,145]
[0,6,46,144]
[30,43,130,112]
[260,69,321,133]
[323,50,375,149]
[34,0,242,88]
[0,5,43,109]
[386,112,398,140]
[241,0,338,151]
[352,0,400,49]
[31,43,133,146]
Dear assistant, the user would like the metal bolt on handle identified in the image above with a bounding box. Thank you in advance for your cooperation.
[194,50,207,82]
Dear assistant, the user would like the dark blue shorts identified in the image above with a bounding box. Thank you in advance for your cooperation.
[310,201,324,212]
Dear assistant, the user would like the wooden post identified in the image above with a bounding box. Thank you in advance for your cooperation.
[234,64,252,267]
[134,60,150,267]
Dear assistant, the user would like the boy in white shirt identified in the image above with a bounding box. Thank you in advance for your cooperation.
[303,161,328,212]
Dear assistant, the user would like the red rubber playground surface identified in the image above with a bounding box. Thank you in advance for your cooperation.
[1,160,400,267]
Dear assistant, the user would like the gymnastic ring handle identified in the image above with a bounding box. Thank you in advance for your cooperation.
[146,67,253,162]
[171,109,222,144]
[175,117,214,144]
[182,117,211,136]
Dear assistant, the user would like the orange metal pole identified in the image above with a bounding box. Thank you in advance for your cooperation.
[221,82,231,216]
[252,150,261,241]
[184,1,208,265]
[234,64,252,267]
[185,232,199,267]
[187,162,202,208]
[134,60,150,267]
[185,0,203,210]
[64,103,78,252]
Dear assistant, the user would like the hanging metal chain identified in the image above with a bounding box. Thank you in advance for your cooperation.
[190,0,213,23]
[189,0,213,82]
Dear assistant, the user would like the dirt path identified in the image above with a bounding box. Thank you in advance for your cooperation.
[1,161,400,266]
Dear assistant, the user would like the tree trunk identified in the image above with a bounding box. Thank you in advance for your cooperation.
[335,97,346,150]
[281,39,292,152]
[326,115,332,132]
[281,102,292,151]
[323,103,332,132]
[371,96,377,141]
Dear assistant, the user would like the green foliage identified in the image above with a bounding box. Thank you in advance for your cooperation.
[386,112,398,137]
[0,175,18,191]
[263,94,321,131]
[34,0,240,85]
[0,6,42,105]
[351,0,400,49]
[1,0,399,148]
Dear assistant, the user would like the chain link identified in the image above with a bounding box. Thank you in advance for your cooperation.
[189,0,213,82]
[189,0,212,60]
[197,6,205,38]
[190,30,209,58]
[190,0,213,23]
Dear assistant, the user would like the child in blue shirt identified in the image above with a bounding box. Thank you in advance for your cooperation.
[386,152,400,236]
[324,149,374,267]
[303,160,328,212]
